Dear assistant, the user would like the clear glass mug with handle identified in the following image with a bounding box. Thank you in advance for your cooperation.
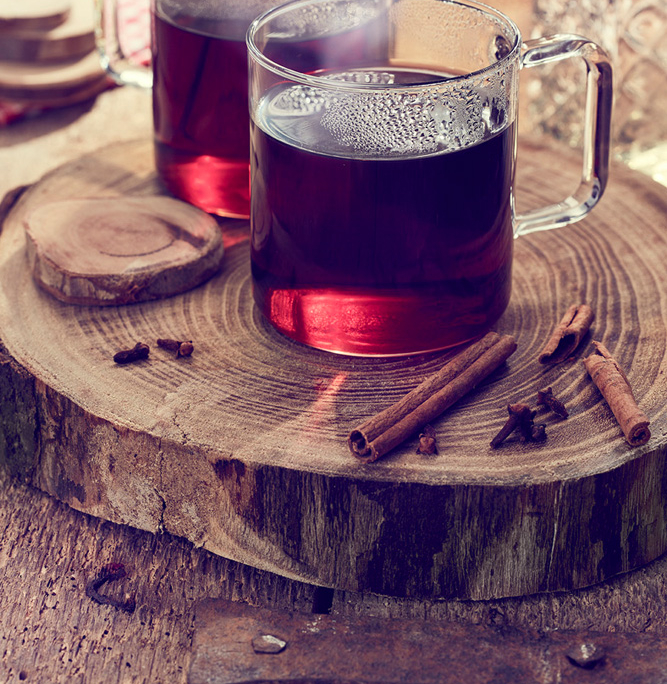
[95,0,278,218]
[247,0,613,356]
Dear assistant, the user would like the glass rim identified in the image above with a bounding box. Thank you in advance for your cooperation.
[246,0,523,92]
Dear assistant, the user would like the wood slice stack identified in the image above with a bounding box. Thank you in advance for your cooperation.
[0,0,107,107]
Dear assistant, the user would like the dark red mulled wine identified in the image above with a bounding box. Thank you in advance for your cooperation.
[152,11,250,217]
[152,9,385,219]
[250,67,516,355]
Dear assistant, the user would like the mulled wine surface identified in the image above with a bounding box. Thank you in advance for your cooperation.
[250,67,516,356]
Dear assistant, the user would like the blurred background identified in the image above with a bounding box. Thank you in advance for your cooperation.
[497,0,667,185]
[0,0,665,185]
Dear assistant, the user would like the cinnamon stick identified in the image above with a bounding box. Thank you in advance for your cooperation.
[348,332,517,463]
[539,304,595,364]
[583,341,650,446]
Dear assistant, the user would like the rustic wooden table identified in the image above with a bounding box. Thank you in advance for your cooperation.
[1,86,667,684]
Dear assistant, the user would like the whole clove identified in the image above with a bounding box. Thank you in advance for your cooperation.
[490,403,533,448]
[113,342,149,364]
[416,425,438,455]
[85,562,135,613]
[490,403,547,448]
[157,338,194,358]
[537,387,569,419]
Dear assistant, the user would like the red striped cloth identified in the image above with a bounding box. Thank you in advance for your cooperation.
[116,0,151,66]
[0,100,34,126]
[0,0,150,125]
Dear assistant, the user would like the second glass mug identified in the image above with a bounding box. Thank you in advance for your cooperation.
[247,0,613,356]
[95,0,280,219]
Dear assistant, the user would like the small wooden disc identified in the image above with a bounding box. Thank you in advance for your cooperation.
[0,49,106,105]
[24,196,225,305]
[0,0,94,63]
[0,49,102,89]
[0,0,70,31]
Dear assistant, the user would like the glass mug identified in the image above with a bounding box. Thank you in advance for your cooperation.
[247,0,613,356]
[95,0,278,218]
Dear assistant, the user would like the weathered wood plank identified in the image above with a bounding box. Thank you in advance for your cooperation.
[0,469,319,684]
[188,598,667,684]
[2,470,667,684]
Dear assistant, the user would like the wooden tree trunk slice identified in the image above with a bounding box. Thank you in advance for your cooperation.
[1,138,667,600]
[0,0,100,104]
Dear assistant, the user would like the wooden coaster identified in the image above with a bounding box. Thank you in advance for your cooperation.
[0,50,106,105]
[24,196,225,305]
[0,0,70,31]
[0,0,94,63]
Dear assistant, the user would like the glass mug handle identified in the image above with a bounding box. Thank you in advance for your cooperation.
[514,35,613,236]
[94,0,153,89]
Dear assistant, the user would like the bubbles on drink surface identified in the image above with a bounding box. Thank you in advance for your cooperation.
[257,65,515,158]
[158,0,278,23]
[271,1,384,37]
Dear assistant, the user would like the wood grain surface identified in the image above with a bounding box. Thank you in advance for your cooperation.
[0,50,103,89]
[4,466,667,684]
[188,597,667,684]
[25,196,225,305]
[0,0,102,105]
[2,135,667,600]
